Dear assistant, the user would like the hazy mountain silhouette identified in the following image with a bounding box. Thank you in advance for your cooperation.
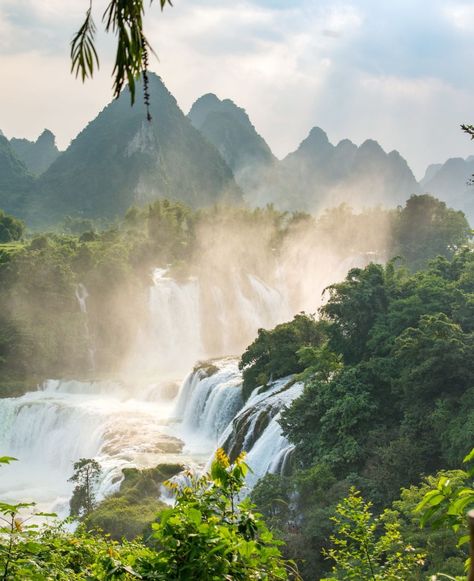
[188,94,276,197]
[2,77,472,226]
[32,75,242,225]
[247,127,419,211]
[10,130,60,176]
[421,157,474,223]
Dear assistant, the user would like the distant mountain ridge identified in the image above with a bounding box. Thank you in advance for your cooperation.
[187,94,419,212]
[10,130,60,176]
[188,94,275,171]
[188,94,276,198]
[30,75,242,225]
[0,76,472,226]
[248,127,418,212]
[420,156,474,222]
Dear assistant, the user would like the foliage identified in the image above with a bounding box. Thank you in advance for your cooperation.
[0,451,297,580]
[85,464,182,540]
[147,448,297,579]
[251,474,291,533]
[415,448,474,578]
[72,0,173,109]
[69,458,102,518]
[251,465,343,579]
[0,209,24,243]
[392,194,471,271]
[390,471,468,579]
[320,262,391,363]
[247,248,474,578]
[239,313,326,400]
[321,487,425,580]
[282,249,474,494]
[394,194,471,270]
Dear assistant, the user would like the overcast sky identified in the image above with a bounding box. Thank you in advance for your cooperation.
[1,0,473,177]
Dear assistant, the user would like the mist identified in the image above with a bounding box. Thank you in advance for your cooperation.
[120,202,394,380]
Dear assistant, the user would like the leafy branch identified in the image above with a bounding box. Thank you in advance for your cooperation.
[461,124,474,140]
[71,3,99,82]
[71,0,173,117]
[461,124,474,185]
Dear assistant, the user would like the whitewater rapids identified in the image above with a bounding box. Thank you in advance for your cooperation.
[0,360,302,515]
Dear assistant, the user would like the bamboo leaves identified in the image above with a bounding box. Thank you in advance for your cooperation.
[71,5,99,82]
[71,0,173,109]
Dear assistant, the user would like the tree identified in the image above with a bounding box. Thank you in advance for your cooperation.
[0,209,24,243]
[391,195,471,271]
[68,458,101,518]
[72,0,173,116]
[239,313,326,400]
[320,263,390,364]
[390,471,468,579]
[415,448,474,578]
[322,487,425,581]
[143,449,299,579]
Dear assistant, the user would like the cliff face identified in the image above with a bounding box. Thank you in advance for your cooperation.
[189,94,276,198]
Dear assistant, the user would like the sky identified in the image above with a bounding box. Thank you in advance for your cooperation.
[0,0,474,178]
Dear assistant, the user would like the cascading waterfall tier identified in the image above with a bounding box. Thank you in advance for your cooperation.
[0,379,183,516]
[0,358,303,518]
[174,359,244,454]
[128,268,292,376]
[171,361,303,489]
[218,378,303,487]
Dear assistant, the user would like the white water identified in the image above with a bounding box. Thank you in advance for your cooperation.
[0,379,184,516]
[75,283,96,371]
[218,379,304,488]
[175,359,243,446]
[126,248,375,378]
[1,250,372,514]
[0,359,305,516]
[127,267,292,376]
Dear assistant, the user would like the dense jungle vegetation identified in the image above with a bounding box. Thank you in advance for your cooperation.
[0,192,473,579]
[0,193,468,394]
[245,248,474,578]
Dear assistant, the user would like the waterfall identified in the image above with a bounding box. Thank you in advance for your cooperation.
[128,268,293,377]
[75,283,95,371]
[0,246,378,513]
[171,361,303,490]
[174,359,244,452]
[149,268,204,373]
[0,379,184,516]
[172,364,304,490]
[0,356,303,516]
[217,378,304,488]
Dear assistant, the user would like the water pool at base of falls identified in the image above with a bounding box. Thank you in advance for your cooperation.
[0,359,302,516]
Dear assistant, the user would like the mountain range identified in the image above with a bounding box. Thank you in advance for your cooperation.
[1,74,473,226]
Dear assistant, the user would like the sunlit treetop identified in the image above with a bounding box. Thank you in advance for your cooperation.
[71,0,173,119]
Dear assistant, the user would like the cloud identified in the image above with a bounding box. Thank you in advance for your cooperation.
[443,3,474,31]
[0,0,473,176]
